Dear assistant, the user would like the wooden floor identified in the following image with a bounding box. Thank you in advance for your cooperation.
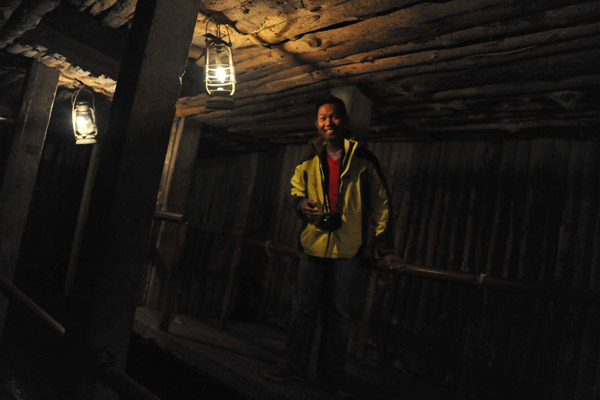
[133,307,457,400]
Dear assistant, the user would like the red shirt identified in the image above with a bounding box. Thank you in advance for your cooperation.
[327,153,341,212]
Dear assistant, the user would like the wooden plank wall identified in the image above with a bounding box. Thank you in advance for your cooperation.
[176,137,600,398]
[11,116,93,314]
[357,139,600,399]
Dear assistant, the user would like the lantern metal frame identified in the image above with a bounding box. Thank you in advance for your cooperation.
[71,86,98,145]
[204,23,236,96]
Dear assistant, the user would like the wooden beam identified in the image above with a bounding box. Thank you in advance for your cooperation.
[0,61,58,337]
[331,85,373,141]
[103,0,139,28]
[67,1,199,398]
[310,2,600,70]
[0,0,60,49]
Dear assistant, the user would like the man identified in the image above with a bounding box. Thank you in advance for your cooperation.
[264,95,399,394]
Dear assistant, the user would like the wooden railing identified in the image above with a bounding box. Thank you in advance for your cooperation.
[152,218,600,332]
[0,275,161,400]
[215,238,600,328]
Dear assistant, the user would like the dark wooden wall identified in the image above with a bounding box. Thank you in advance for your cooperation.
[13,105,93,315]
[174,136,600,399]
[357,139,600,399]
[14,113,598,398]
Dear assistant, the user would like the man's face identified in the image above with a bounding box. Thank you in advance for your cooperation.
[315,103,347,146]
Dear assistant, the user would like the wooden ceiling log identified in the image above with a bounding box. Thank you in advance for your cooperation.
[5,41,117,96]
[102,0,137,28]
[5,3,129,94]
[190,95,315,119]
[232,46,282,65]
[220,0,417,41]
[196,105,314,127]
[275,0,579,57]
[19,23,121,81]
[332,42,600,94]
[236,59,294,84]
[0,0,21,28]
[220,13,600,101]
[232,44,600,100]
[178,84,330,117]
[256,0,500,43]
[205,0,584,96]
[405,107,600,123]
[0,0,60,49]
[89,0,118,16]
[31,4,128,66]
[404,116,600,133]
[64,0,87,6]
[189,78,600,138]
[219,120,313,134]
[303,2,600,70]
[430,75,600,102]
[309,26,600,80]
[179,60,599,120]
[381,106,599,126]
[239,63,317,89]
[374,97,557,116]
[221,0,305,34]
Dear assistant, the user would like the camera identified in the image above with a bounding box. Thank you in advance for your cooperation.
[317,212,342,231]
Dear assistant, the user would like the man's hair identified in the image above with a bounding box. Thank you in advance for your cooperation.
[314,95,348,117]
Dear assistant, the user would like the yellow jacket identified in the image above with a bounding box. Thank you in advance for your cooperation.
[290,137,395,259]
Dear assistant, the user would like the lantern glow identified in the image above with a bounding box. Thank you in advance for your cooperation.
[71,87,98,145]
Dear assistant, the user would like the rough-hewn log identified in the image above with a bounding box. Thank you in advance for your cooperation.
[309,25,600,80]
[273,0,576,52]
[284,2,600,65]
[240,0,523,43]
[89,0,118,16]
[180,72,599,135]
[0,0,60,49]
[431,74,600,102]
[103,0,138,28]
[0,0,21,28]
[182,41,600,117]
[67,2,199,399]
[0,61,58,337]
[20,23,121,80]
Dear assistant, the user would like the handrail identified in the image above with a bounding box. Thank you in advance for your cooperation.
[370,260,600,306]
[241,237,299,257]
[0,276,161,400]
[0,275,65,338]
[154,211,185,223]
[237,237,600,307]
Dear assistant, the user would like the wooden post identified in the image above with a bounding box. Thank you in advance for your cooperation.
[331,85,373,142]
[256,251,276,321]
[64,143,102,296]
[159,220,189,332]
[0,61,58,337]
[66,0,199,398]
[219,239,243,329]
[146,118,202,309]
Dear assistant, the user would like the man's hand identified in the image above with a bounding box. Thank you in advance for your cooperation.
[382,254,401,270]
[301,199,321,223]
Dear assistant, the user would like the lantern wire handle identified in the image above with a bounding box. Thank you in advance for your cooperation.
[204,21,232,46]
[71,86,95,110]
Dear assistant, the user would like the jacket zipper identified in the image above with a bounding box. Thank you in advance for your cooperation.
[312,139,357,258]
[317,155,334,257]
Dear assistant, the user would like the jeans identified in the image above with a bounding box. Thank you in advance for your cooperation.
[284,253,360,383]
